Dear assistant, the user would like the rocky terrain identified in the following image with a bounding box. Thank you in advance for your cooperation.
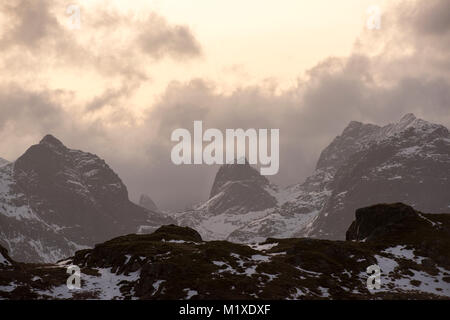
[1,203,449,300]
[0,135,174,263]
[175,114,450,242]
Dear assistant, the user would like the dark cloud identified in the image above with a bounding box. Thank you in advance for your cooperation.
[0,85,65,132]
[137,14,202,60]
[85,82,140,112]
[0,0,202,82]
[0,0,60,49]
[413,0,450,36]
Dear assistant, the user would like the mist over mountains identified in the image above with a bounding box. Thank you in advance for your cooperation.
[0,113,449,263]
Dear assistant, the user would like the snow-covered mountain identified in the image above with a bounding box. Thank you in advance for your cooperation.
[173,161,280,241]
[309,113,450,239]
[175,114,450,242]
[0,135,174,263]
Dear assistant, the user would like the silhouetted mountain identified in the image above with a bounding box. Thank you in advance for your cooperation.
[0,135,174,263]
[2,203,449,300]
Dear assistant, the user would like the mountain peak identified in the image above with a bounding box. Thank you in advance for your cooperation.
[341,120,380,136]
[203,161,276,215]
[399,113,417,124]
[210,161,268,199]
[139,194,159,212]
[376,113,446,139]
[346,120,363,128]
[39,134,65,148]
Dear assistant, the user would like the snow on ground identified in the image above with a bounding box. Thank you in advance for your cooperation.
[0,253,11,266]
[417,214,439,227]
[374,255,399,275]
[161,239,195,244]
[184,289,198,300]
[0,282,17,294]
[318,287,330,297]
[251,254,271,262]
[249,242,278,251]
[295,266,322,278]
[288,286,330,299]
[391,267,450,296]
[383,245,425,264]
[358,253,450,297]
[124,255,132,265]
[288,288,307,299]
[152,280,166,295]
[212,252,275,280]
[36,268,140,300]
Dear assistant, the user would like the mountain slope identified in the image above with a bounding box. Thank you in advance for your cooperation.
[1,203,449,300]
[309,113,450,239]
[0,135,174,263]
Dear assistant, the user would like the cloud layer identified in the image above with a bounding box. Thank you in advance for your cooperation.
[0,0,449,210]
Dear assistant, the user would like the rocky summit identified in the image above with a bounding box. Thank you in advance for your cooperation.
[139,194,160,213]
[174,160,279,240]
[1,203,449,300]
[0,135,174,263]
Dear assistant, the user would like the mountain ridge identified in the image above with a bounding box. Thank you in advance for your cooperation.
[174,114,450,242]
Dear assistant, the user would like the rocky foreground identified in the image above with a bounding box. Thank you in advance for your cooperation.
[1,203,449,300]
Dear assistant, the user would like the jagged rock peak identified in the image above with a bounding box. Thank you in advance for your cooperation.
[340,120,380,138]
[139,194,159,212]
[209,160,269,199]
[39,134,66,148]
[399,113,416,123]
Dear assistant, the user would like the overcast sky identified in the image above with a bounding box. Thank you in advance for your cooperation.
[1,0,449,210]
